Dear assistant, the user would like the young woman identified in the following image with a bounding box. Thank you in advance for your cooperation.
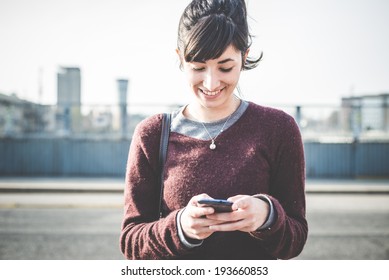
[120,0,307,260]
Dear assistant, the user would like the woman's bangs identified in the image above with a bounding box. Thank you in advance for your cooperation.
[184,15,235,63]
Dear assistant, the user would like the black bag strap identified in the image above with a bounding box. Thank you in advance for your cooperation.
[158,113,171,219]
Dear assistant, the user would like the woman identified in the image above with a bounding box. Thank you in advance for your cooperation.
[120,0,307,260]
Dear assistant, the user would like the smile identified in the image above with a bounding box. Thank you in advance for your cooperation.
[200,88,225,96]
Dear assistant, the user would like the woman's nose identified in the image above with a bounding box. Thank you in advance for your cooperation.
[203,69,220,91]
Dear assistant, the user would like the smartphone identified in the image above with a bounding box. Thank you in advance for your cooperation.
[197,198,233,213]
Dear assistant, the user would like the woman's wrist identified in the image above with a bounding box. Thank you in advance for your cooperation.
[252,194,276,231]
[176,208,203,248]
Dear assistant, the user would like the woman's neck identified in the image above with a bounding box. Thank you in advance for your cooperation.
[184,96,241,123]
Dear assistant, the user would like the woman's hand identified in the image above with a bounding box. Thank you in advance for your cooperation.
[180,194,227,240]
[206,195,270,232]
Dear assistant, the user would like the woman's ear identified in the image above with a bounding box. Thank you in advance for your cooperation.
[241,48,250,70]
[244,48,250,63]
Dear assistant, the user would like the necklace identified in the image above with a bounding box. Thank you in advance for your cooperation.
[201,114,233,150]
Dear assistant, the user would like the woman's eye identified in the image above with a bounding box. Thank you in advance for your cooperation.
[220,67,233,73]
[192,67,205,72]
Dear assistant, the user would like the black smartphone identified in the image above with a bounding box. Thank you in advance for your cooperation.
[197,198,233,213]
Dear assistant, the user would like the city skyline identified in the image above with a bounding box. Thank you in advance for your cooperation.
[1,0,389,107]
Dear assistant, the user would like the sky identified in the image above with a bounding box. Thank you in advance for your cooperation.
[0,0,389,107]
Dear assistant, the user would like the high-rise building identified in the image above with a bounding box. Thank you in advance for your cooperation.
[57,67,81,106]
[56,67,81,134]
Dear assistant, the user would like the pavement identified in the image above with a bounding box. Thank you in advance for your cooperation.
[0,177,388,194]
[2,177,388,209]
[0,177,388,260]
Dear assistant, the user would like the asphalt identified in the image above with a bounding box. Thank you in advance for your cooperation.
[0,177,388,193]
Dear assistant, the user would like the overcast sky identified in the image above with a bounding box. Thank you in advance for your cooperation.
[0,0,388,107]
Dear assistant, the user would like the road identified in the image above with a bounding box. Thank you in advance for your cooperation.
[0,192,388,259]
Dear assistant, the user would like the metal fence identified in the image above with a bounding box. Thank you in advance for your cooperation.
[0,103,181,139]
[1,102,389,178]
[1,102,389,141]
[0,138,129,177]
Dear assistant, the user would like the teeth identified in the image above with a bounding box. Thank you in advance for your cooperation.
[201,89,222,96]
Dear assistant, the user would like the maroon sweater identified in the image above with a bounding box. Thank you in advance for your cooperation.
[120,102,307,259]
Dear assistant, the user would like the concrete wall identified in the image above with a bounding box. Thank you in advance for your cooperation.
[1,139,388,178]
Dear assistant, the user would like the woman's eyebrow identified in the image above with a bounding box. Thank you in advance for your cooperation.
[192,58,235,64]
[218,58,234,64]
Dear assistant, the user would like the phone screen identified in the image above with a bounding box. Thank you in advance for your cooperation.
[197,198,233,212]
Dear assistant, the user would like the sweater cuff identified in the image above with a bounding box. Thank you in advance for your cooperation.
[176,209,203,249]
[253,194,276,231]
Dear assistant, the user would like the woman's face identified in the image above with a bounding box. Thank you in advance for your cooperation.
[182,45,244,111]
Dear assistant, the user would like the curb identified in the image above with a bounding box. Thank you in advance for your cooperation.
[0,178,388,194]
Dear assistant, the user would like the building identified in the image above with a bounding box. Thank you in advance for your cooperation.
[57,67,81,106]
[56,67,82,134]
[117,79,129,137]
[341,93,389,138]
[0,93,55,137]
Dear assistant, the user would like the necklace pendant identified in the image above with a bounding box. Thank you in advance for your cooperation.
[210,140,216,150]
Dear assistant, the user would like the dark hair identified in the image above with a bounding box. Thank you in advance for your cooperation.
[177,0,262,70]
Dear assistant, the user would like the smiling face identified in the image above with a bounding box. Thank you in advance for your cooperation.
[181,45,245,116]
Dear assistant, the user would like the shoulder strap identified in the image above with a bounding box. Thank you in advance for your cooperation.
[158,113,171,219]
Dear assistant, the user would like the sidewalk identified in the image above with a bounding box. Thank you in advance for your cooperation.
[0,177,124,193]
[0,177,388,193]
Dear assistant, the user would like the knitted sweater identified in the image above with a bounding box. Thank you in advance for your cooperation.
[120,102,307,260]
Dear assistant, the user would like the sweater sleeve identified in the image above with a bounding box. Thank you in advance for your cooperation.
[250,113,308,259]
[119,115,192,259]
